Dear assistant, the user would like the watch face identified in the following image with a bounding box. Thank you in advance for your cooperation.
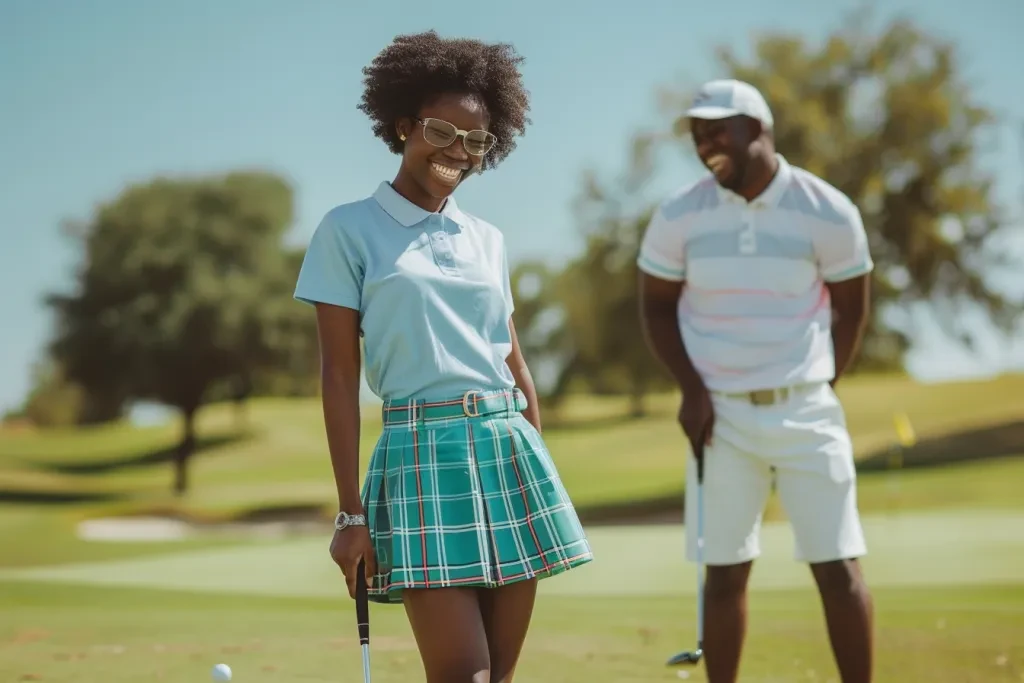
[335,512,364,529]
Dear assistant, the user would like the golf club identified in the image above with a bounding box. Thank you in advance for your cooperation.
[667,441,704,667]
[355,559,371,683]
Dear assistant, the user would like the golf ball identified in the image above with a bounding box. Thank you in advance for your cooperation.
[211,664,232,681]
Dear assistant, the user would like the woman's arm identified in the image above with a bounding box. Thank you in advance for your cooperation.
[315,302,364,513]
[506,318,542,432]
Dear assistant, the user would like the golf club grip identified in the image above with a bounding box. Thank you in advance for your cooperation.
[355,558,370,645]
[694,442,705,483]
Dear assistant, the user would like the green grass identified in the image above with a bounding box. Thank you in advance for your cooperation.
[4,509,1023,595]
[2,451,1023,571]
[2,509,1022,682]
[0,508,250,569]
[2,582,1022,683]
[3,373,1023,521]
[3,373,1024,681]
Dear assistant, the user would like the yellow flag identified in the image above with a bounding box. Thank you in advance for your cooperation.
[893,412,917,448]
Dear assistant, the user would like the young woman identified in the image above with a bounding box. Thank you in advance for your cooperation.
[294,31,593,682]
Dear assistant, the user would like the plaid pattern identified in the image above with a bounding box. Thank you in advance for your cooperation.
[360,388,593,604]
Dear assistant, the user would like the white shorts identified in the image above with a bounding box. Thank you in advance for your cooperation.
[685,382,867,565]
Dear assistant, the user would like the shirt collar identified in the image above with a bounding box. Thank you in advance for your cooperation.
[716,153,792,208]
[372,181,465,227]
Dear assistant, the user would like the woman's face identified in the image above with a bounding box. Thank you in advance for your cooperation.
[395,92,494,204]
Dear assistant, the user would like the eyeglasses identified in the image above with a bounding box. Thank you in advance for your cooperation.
[416,117,497,156]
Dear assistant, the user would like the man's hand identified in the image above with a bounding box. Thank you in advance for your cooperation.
[679,384,714,459]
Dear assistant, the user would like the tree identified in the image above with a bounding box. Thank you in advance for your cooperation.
[17,359,85,428]
[653,10,1021,369]
[562,141,675,415]
[247,246,321,398]
[46,170,301,494]
[511,136,674,415]
[508,260,574,408]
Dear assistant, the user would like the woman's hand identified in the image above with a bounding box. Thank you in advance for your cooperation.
[329,524,377,599]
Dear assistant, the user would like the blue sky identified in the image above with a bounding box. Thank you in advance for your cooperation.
[2,0,1022,414]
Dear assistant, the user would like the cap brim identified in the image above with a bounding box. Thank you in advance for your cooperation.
[685,105,742,120]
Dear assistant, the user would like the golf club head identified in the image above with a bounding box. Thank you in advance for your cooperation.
[666,648,703,666]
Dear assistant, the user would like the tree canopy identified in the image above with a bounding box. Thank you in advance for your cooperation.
[512,11,1020,410]
[46,170,315,493]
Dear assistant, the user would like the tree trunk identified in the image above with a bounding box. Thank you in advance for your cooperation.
[232,375,250,431]
[233,398,248,431]
[173,408,197,495]
[628,370,647,419]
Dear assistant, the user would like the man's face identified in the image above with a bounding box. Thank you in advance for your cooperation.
[690,115,760,192]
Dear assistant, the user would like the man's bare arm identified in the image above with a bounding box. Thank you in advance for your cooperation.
[638,272,704,393]
[827,273,871,387]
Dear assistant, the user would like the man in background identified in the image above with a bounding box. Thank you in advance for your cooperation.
[637,79,875,683]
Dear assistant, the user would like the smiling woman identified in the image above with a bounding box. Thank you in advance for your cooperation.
[357,30,531,212]
[292,30,592,683]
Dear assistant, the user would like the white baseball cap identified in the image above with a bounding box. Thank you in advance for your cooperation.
[685,79,774,128]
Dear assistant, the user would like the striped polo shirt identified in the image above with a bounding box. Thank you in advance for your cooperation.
[637,154,874,393]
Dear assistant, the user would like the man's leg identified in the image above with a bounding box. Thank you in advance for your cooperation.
[703,561,754,683]
[684,402,772,683]
[772,383,873,683]
[810,558,874,683]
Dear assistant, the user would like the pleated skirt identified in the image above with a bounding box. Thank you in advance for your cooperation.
[360,388,593,604]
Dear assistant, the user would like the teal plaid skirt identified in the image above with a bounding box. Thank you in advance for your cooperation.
[360,388,593,604]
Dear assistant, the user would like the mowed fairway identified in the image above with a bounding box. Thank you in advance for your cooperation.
[2,507,1023,682]
[3,373,1024,520]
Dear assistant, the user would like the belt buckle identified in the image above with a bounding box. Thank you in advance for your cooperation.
[462,390,482,417]
[749,389,774,406]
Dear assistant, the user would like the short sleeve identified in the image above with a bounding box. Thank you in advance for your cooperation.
[816,201,875,283]
[500,248,515,316]
[293,211,363,311]
[636,204,686,282]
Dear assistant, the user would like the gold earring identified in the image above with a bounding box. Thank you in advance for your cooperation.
[400,134,406,141]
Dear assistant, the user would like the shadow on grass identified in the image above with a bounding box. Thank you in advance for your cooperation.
[856,420,1024,473]
[0,488,124,505]
[544,412,664,432]
[578,419,1024,526]
[576,493,683,526]
[230,503,329,524]
[21,432,253,476]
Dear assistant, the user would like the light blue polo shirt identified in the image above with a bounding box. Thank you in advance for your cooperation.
[294,181,517,402]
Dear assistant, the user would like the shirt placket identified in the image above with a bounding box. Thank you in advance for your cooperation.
[739,205,757,255]
[427,216,460,276]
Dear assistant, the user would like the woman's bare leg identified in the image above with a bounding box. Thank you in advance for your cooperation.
[479,578,539,683]
[403,587,491,683]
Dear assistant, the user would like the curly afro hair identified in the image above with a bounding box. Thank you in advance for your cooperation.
[357,31,531,171]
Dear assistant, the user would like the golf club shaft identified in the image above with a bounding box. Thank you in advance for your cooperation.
[665,443,706,667]
[361,643,371,683]
[695,446,705,647]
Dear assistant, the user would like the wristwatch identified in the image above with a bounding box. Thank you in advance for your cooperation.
[334,511,367,531]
